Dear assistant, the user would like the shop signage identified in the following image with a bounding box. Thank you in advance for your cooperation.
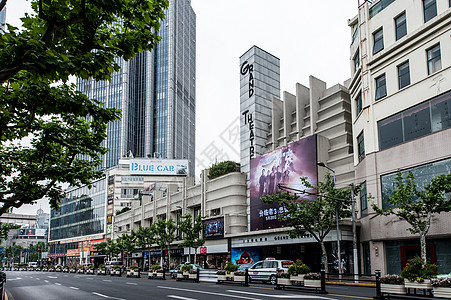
[129,159,188,176]
[242,110,254,159]
[67,249,80,257]
[199,246,207,254]
[132,252,142,258]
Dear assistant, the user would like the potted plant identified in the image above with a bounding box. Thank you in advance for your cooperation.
[188,268,198,280]
[97,264,107,275]
[181,263,193,276]
[150,264,161,278]
[431,277,451,298]
[380,274,406,294]
[77,265,84,274]
[110,265,122,276]
[70,265,77,273]
[224,262,238,278]
[216,269,227,282]
[288,259,310,282]
[401,257,437,290]
[127,264,140,278]
[176,269,184,280]
[86,264,95,274]
[304,272,321,288]
[63,264,70,272]
[55,264,63,272]
[276,272,291,286]
[234,271,246,282]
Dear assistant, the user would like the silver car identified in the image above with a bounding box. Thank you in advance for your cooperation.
[247,259,294,285]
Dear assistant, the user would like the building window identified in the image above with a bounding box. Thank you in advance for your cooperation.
[423,0,437,23]
[427,44,441,75]
[357,131,365,163]
[395,12,407,40]
[353,49,360,74]
[378,90,451,150]
[356,92,363,115]
[375,74,387,100]
[210,208,220,216]
[360,181,368,217]
[397,61,410,89]
[373,28,384,54]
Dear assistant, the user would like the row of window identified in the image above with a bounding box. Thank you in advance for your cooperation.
[372,0,439,55]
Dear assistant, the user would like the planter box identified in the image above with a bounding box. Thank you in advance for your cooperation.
[77,269,84,274]
[188,273,197,279]
[381,284,406,294]
[156,272,164,278]
[217,275,227,281]
[86,269,95,274]
[277,278,292,285]
[183,271,189,276]
[290,274,305,282]
[177,273,184,279]
[433,287,451,298]
[70,269,76,273]
[404,279,432,290]
[127,269,140,277]
[304,279,321,288]
[97,269,107,275]
[234,275,246,282]
[110,269,121,276]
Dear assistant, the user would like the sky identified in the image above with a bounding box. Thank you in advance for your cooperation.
[4,0,358,215]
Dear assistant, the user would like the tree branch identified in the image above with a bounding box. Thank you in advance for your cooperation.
[0,0,7,13]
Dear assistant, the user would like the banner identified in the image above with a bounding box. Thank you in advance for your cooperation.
[129,159,188,176]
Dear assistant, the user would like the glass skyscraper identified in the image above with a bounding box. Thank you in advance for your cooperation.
[0,7,6,31]
[77,0,196,176]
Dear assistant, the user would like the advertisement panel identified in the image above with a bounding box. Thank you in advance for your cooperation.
[129,159,188,176]
[249,135,318,231]
[203,217,224,239]
[231,247,259,267]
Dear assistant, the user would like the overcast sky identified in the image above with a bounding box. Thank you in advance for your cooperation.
[5,0,358,215]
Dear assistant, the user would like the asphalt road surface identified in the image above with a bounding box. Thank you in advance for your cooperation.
[4,271,375,300]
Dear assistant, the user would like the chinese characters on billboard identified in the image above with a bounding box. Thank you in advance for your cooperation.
[249,135,318,231]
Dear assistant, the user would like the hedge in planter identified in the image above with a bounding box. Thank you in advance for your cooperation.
[380,275,406,294]
[432,277,451,298]
[401,257,436,289]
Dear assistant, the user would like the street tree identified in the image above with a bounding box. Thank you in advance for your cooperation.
[151,218,177,268]
[0,0,169,215]
[262,174,359,271]
[116,231,137,266]
[372,171,451,263]
[94,239,120,261]
[179,214,205,264]
[135,226,155,250]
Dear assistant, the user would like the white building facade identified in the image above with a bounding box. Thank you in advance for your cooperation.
[348,0,451,275]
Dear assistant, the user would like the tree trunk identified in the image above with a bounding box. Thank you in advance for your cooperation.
[194,247,197,265]
[320,240,328,272]
[168,246,171,269]
[160,248,164,267]
[420,231,427,263]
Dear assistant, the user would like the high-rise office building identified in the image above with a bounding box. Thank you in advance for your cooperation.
[77,0,196,176]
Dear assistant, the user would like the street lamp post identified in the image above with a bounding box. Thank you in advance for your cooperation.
[317,162,342,278]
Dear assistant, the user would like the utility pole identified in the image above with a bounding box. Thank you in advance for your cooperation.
[351,183,359,282]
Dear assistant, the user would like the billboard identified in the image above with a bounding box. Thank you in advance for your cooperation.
[203,217,224,239]
[19,228,46,236]
[129,159,188,176]
[249,135,318,231]
[231,247,259,266]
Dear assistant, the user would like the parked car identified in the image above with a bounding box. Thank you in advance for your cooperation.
[247,258,294,285]
[169,263,202,279]
[105,261,123,274]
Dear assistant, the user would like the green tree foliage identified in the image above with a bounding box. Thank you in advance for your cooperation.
[179,213,205,263]
[208,161,238,180]
[151,218,177,267]
[0,223,20,243]
[94,239,119,259]
[1,244,24,264]
[116,231,137,266]
[372,171,451,263]
[135,226,154,250]
[262,174,360,271]
[116,206,131,216]
[0,0,169,215]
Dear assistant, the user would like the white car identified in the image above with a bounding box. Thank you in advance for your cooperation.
[247,258,294,285]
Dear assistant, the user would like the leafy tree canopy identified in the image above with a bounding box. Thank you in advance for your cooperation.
[0,0,169,215]
[208,161,239,180]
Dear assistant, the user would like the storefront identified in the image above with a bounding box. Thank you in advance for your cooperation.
[185,239,229,269]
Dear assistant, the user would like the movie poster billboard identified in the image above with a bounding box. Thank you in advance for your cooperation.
[203,217,224,239]
[249,135,318,231]
[231,247,259,267]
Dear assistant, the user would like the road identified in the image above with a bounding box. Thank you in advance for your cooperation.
[4,271,375,300]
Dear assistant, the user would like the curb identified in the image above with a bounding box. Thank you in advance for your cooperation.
[326,281,376,287]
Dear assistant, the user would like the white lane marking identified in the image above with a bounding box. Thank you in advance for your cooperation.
[36,278,40,280]
[44,280,49,283]
[227,290,333,299]
[47,276,58,278]
[92,292,125,300]
[70,287,79,290]
[167,296,197,300]
[157,286,262,300]
[126,282,138,285]
[86,277,94,280]
[102,279,112,282]
[55,283,62,286]
[7,278,22,281]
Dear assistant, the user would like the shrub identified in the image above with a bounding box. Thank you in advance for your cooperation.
[152,264,162,272]
[87,264,94,269]
[70,265,76,269]
[99,264,106,269]
[130,264,139,270]
[189,269,197,274]
[208,161,239,180]
[78,265,84,269]
[116,206,131,215]
[380,274,404,285]
[401,257,437,282]
[63,265,69,268]
[275,272,290,278]
[431,277,451,287]
[181,263,193,272]
[216,270,226,275]
[304,272,321,280]
[224,262,238,274]
[234,271,245,276]
[287,260,310,275]
[113,265,121,270]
